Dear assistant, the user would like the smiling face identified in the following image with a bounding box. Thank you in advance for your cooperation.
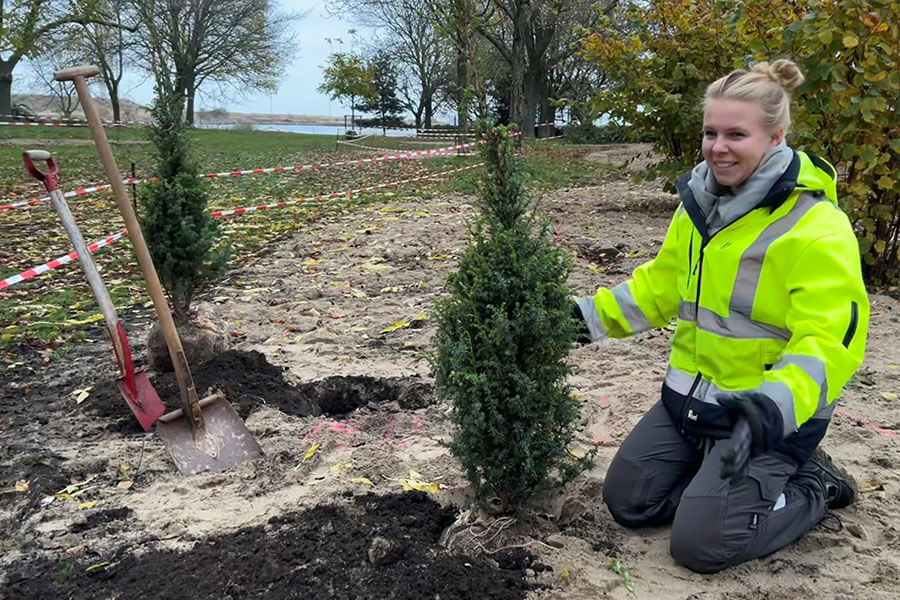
[702,98,785,188]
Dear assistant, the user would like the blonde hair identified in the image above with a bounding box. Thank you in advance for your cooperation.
[704,59,805,133]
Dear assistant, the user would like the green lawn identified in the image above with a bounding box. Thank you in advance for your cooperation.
[0,126,617,372]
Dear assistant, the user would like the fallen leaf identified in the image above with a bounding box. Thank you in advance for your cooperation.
[15,480,29,492]
[117,480,134,490]
[360,263,390,272]
[66,544,87,555]
[351,477,375,486]
[397,470,441,493]
[78,500,99,510]
[304,443,321,461]
[72,387,92,404]
[881,392,898,400]
[85,561,110,573]
[381,313,426,334]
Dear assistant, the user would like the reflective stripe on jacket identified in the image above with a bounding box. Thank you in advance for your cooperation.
[578,150,869,459]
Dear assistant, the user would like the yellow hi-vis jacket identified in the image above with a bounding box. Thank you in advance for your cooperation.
[578,150,869,460]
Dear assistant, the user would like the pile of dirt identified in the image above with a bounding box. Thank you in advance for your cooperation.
[86,350,434,432]
[4,492,544,600]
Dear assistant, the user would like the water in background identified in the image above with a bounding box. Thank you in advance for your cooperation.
[197,123,420,137]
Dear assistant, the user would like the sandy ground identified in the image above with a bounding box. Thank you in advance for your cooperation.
[2,148,900,599]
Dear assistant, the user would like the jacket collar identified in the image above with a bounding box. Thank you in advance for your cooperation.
[677,151,801,242]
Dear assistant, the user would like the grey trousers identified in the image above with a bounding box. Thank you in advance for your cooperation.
[602,401,828,573]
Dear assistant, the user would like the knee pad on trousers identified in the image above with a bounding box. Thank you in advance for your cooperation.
[603,456,669,528]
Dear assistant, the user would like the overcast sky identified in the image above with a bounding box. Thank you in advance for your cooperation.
[14,1,371,118]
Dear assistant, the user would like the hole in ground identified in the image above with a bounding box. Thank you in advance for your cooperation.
[86,350,435,432]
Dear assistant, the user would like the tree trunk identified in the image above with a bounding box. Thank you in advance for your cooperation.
[454,0,469,133]
[508,4,529,135]
[186,88,196,125]
[424,95,433,129]
[455,40,468,132]
[523,68,542,137]
[109,81,121,122]
[0,59,16,116]
[539,92,555,138]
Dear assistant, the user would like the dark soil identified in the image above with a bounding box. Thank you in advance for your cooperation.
[69,507,134,534]
[85,350,435,433]
[4,492,543,600]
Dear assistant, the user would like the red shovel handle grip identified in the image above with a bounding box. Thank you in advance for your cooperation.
[23,150,59,192]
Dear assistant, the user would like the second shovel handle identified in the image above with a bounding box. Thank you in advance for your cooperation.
[59,67,205,431]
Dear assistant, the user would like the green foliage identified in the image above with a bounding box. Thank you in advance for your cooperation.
[770,0,900,283]
[584,0,900,283]
[139,92,228,322]
[581,0,736,184]
[318,51,377,125]
[358,50,405,128]
[433,126,591,513]
[563,122,649,145]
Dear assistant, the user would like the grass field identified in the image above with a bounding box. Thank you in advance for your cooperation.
[0,125,613,372]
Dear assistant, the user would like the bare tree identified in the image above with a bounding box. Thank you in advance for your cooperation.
[26,43,80,118]
[328,0,449,129]
[132,0,298,124]
[476,0,606,136]
[0,0,120,115]
[80,0,136,122]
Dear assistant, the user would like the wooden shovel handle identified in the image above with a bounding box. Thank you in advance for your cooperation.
[57,65,205,432]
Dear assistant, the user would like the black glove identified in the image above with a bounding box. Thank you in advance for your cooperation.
[719,418,752,483]
[715,391,785,484]
[571,302,592,345]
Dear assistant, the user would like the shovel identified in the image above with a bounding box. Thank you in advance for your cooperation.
[23,150,166,431]
[57,65,263,475]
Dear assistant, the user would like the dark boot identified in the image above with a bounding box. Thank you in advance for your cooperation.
[806,448,857,509]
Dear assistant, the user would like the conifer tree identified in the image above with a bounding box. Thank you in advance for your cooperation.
[139,91,228,323]
[433,126,591,513]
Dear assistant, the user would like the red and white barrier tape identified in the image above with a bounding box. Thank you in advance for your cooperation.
[0,163,483,289]
[0,230,127,291]
[0,116,148,127]
[210,163,481,218]
[0,121,87,127]
[1,140,478,212]
[0,179,146,211]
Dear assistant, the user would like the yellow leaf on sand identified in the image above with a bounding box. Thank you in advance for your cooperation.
[881,392,898,400]
[351,477,375,487]
[400,479,441,493]
[15,480,29,492]
[78,501,99,510]
[567,448,582,459]
[304,444,320,461]
[360,263,391,272]
[380,313,426,334]
[398,471,441,493]
[85,562,110,573]
[72,387,92,404]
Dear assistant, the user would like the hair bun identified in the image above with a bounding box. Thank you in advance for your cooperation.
[752,59,805,92]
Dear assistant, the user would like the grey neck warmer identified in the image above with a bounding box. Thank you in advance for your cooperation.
[687,143,794,235]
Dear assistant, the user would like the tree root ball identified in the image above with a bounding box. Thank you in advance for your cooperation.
[146,318,229,372]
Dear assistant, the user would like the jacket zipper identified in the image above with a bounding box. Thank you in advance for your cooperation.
[687,232,694,286]
[681,237,709,430]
